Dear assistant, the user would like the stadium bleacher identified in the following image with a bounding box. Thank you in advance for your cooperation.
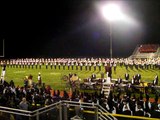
[130,44,160,59]
[139,44,159,53]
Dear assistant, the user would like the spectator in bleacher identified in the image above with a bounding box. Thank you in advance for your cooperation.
[45,94,53,106]
[122,103,133,116]
[0,76,6,86]
[19,97,29,110]
[143,94,151,113]
[9,80,15,87]
[135,104,145,116]
[24,77,28,88]
[150,104,160,118]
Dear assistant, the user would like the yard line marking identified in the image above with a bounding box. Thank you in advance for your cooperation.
[14,71,26,73]
[50,72,61,75]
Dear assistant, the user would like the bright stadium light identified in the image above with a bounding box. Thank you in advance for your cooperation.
[102,3,125,22]
[101,3,127,58]
[96,1,140,58]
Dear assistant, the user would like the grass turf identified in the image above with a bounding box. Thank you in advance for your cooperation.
[2,65,160,90]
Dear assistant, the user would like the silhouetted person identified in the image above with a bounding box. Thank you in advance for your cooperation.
[105,63,112,78]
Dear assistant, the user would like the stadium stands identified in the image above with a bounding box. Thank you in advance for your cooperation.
[139,44,159,53]
[130,44,160,59]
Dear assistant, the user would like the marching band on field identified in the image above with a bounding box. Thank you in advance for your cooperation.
[0,57,159,71]
[0,59,158,76]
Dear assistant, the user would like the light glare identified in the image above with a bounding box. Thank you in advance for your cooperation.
[102,4,125,21]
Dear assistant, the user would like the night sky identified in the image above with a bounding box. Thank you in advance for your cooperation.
[0,1,160,58]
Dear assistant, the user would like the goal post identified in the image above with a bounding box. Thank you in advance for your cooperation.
[0,39,5,58]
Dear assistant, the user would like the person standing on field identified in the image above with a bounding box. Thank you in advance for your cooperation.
[1,61,6,78]
[38,72,42,86]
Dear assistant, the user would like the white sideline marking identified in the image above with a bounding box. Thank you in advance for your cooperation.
[14,71,26,73]
[50,72,61,75]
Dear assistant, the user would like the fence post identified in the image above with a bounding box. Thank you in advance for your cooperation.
[59,102,62,120]
[63,103,68,120]
[95,106,98,120]
[29,116,32,120]
[36,111,39,120]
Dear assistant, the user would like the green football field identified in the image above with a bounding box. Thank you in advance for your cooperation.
[2,65,160,90]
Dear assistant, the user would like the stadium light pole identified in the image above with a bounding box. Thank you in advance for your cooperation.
[102,3,125,58]
[109,22,112,59]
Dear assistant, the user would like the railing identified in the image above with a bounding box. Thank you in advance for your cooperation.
[132,44,140,55]
[97,104,117,120]
[0,100,160,120]
[0,100,117,120]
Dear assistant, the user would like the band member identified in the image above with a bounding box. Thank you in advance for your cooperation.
[63,62,65,70]
[131,77,134,85]
[153,74,158,86]
[1,62,6,77]
[117,77,122,84]
[24,77,28,88]
[68,62,70,70]
[98,62,101,71]
[105,63,112,78]
[54,62,57,69]
[39,62,42,69]
[58,62,61,70]
[80,62,83,71]
[50,62,53,69]
[136,73,141,81]
[71,62,74,70]
[38,72,42,86]
[94,63,96,71]
[46,62,48,69]
[113,62,117,73]
[91,73,96,80]
[31,62,34,69]
[28,62,30,69]
[85,62,88,71]
[125,73,129,80]
[76,62,78,70]
[89,62,92,71]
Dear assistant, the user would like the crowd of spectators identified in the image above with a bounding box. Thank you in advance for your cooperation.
[139,44,159,53]
[0,75,159,119]
[104,91,160,118]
